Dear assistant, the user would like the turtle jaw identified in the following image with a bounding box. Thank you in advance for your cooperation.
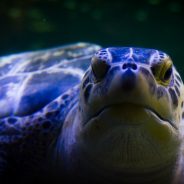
[78,103,180,172]
[144,108,177,130]
[83,103,177,131]
[81,103,180,159]
[82,102,179,142]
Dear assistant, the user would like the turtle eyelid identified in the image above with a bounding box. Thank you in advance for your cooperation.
[91,57,110,82]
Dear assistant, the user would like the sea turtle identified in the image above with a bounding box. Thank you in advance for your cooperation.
[0,42,184,184]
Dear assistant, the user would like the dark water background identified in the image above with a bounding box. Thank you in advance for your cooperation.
[0,0,184,77]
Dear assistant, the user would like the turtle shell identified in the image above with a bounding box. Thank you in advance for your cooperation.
[0,43,101,118]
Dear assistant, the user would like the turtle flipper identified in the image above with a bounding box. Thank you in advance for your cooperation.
[0,42,101,181]
[0,86,79,177]
[0,149,7,175]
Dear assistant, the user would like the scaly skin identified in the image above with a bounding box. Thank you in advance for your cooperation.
[58,47,184,184]
[0,43,100,182]
[0,45,184,184]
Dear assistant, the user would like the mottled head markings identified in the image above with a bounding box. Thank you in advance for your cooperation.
[83,47,176,87]
[94,48,112,63]
[80,47,183,129]
[157,86,166,99]
[139,67,156,94]
[169,88,178,107]
[175,79,181,88]
[107,47,159,64]
[176,74,182,82]
[175,85,180,97]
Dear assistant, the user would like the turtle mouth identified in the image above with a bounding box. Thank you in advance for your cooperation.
[144,108,177,129]
[86,103,177,130]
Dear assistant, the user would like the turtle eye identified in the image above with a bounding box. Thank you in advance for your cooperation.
[163,66,172,81]
[91,56,110,82]
[151,59,173,86]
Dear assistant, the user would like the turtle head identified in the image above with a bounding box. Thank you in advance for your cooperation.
[77,47,184,171]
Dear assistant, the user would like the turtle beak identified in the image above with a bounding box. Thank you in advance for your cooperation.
[121,67,137,92]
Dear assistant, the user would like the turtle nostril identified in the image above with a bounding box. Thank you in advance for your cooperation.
[132,63,137,70]
[122,63,127,69]
[122,63,137,70]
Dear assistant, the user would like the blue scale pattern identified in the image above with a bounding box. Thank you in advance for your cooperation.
[96,47,166,64]
[108,47,157,63]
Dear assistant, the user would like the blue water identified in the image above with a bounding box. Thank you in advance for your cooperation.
[1,0,184,77]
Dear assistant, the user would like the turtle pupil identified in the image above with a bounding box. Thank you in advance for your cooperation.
[164,67,172,81]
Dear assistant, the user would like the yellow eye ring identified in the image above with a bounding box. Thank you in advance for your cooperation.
[151,59,173,86]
